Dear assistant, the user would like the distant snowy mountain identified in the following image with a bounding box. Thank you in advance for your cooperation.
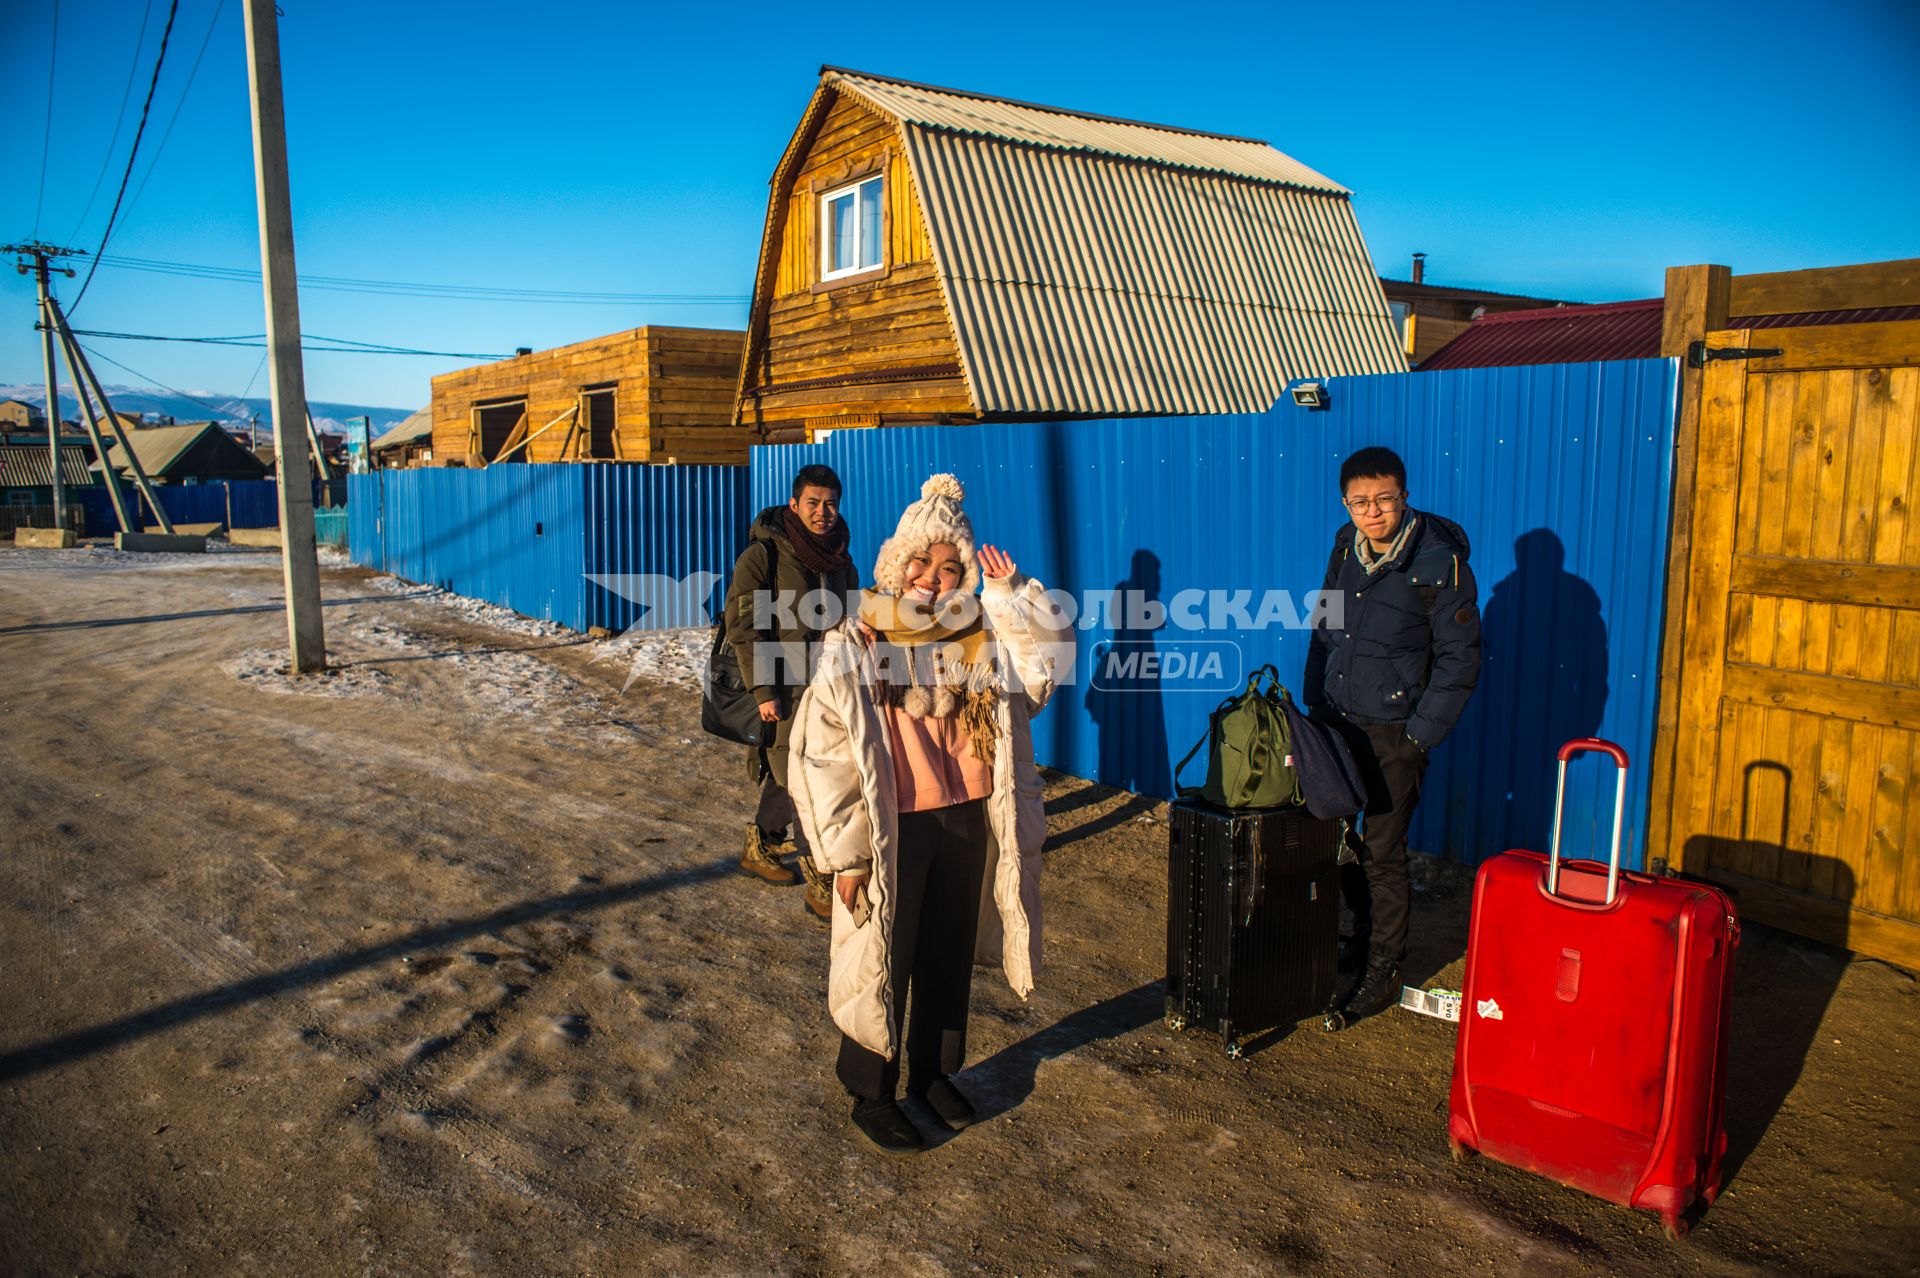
[0,384,417,436]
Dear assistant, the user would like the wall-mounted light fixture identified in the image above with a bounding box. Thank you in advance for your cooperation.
[1290,381,1329,410]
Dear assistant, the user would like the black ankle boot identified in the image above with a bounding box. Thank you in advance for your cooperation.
[1339,960,1403,1022]
[850,1098,923,1155]
[908,1076,978,1131]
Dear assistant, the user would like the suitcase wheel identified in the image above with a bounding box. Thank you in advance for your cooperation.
[1224,1037,1243,1060]
[1661,1213,1688,1243]
[1448,1137,1474,1164]
[1164,1011,1187,1033]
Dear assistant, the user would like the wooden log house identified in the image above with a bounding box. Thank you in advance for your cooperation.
[735,68,1408,443]
[430,326,749,466]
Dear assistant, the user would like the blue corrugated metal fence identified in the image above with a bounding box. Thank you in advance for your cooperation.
[73,479,317,535]
[582,464,752,631]
[347,464,751,632]
[750,358,1679,869]
[348,466,588,625]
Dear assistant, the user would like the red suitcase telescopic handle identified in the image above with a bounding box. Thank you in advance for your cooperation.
[1548,738,1631,906]
[1557,737,1629,768]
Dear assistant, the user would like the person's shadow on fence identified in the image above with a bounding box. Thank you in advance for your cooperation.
[1085,548,1172,800]
[1474,528,1610,854]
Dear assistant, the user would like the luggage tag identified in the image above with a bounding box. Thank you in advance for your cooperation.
[849,882,873,929]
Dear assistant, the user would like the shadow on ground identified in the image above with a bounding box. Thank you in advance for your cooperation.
[0,856,733,1084]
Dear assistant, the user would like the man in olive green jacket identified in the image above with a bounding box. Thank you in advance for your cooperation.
[722,464,860,920]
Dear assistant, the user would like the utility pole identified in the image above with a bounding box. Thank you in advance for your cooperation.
[243,0,325,673]
[5,242,82,534]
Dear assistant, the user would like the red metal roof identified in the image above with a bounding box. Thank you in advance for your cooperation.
[1421,299,1920,370]
[1419,299,1662,369]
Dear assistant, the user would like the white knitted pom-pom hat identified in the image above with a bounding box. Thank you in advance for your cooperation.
[873,473,979,596]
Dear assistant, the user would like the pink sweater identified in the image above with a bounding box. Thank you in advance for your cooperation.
[883,702,994,812]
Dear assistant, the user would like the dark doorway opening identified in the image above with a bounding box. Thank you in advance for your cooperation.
[474,399,526,463]
[582,386,617,460]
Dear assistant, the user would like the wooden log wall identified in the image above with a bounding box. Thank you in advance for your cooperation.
[429,326,750,466]
[737,91,975,436]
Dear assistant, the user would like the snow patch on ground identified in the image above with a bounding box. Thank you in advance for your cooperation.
[0,544,240,570]
[592,627,709,691]
[366,573,574,640]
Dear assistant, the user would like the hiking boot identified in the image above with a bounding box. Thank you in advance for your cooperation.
[850,1098,923,1156]
[796,852,834,922]
[1338,960,1403,1023]
[908,1076,978,1131]
[738,824,800,886]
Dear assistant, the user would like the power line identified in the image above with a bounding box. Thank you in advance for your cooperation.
[66,0,158,247]
[121,0,228,229]
[61,324,512,360]
[69,0,183,315]
[33,0,61,237]
[77,342,245,421]
[93,253,750,305]
[238,348,269,400]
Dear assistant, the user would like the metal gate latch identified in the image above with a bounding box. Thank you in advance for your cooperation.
[1687,340,1785,368]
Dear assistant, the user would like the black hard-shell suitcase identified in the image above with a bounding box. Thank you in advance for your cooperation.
[1165,800,1341,1057]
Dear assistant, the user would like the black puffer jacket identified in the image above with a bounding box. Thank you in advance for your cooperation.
[1303,511,1482,748]
[722,506,860,757]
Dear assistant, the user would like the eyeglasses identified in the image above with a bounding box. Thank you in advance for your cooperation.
[1343,493,1404,514]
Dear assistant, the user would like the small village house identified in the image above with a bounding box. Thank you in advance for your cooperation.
[370,408,434,468]
[96,421,269,484]
[1377,254,1570,364]
[735,68,1407,442]
[0,398,46,436]
[429,327,747,466]
[1,441,95,531]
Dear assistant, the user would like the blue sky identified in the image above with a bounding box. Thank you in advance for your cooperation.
[3,0,1916,411]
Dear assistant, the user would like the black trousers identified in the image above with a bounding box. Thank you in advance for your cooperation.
[752,768,811,857]
[1325,717,1428,966]
[837,798,989,1101]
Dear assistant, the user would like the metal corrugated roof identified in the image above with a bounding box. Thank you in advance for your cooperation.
[826,68,1346,194]
[372,408,433,450]
[900,125,1402,415]
[1419,298,1920,370]
[1419,299,1664,369]
[0,444,94,487]
[1741,303,1920,328]
[794,72,1405,417]
[95,421,223,477]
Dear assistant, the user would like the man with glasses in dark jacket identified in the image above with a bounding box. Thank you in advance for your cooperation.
[1305,446,1482,1023]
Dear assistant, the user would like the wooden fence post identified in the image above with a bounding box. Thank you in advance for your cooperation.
[1647,263,1731,872]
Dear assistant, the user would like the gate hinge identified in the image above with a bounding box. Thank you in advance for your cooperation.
[1687,340,1784,368]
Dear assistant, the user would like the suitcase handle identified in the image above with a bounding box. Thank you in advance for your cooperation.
[1547,738,1630,906]
[1557,737,1627,767]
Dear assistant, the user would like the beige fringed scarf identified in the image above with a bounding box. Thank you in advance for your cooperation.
[1355,513,1420,576]
[857,590,1001,772]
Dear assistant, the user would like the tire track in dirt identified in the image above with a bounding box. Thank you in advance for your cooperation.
[113,878,712,1245]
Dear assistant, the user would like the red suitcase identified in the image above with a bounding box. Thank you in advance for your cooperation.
[1447,739,1739,1239]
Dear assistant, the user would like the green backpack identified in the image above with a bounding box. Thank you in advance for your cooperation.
[1175,664,1301,810]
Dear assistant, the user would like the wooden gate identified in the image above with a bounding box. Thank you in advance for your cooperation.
[1659,318,1920,967]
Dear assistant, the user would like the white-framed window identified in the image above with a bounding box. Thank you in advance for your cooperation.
[820,174,883,280]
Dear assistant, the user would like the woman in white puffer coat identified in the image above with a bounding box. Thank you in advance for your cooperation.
[788,474,1069,1155]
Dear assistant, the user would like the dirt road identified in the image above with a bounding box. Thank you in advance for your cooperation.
[1,546,1914,1276]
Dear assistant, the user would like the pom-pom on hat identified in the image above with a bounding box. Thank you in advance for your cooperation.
[874,473,978,596]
